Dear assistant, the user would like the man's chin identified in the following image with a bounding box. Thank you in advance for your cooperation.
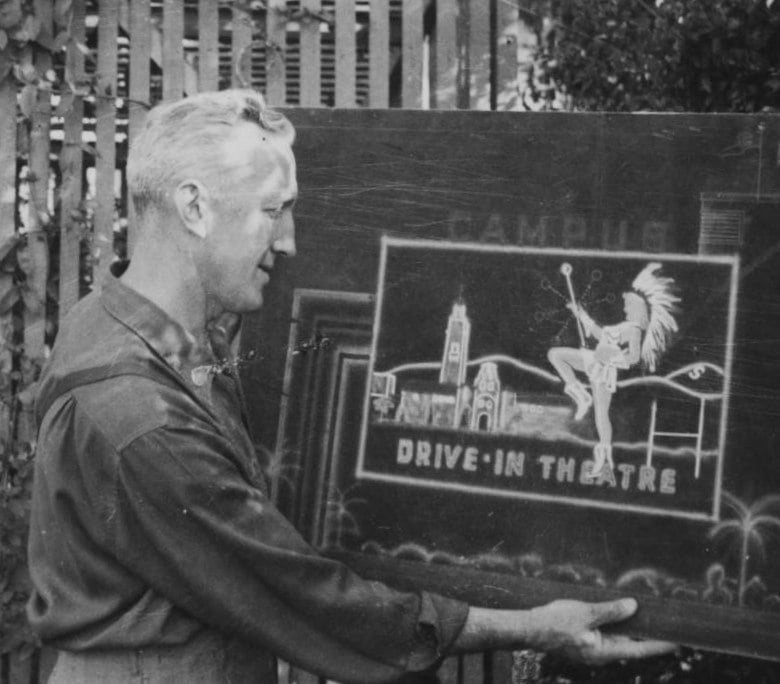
[231,293,265,314]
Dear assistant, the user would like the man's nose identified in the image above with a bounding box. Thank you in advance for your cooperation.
[271,214,296,257]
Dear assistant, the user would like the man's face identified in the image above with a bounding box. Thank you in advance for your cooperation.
[199,123,297,314]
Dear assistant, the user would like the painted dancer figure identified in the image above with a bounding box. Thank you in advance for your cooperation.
[548,263,680,473]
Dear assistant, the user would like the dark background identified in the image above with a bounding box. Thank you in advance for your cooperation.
[240,109,780,659]
[244,108,780,441]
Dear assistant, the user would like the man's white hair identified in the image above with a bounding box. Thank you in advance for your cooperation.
[126,89,295,216]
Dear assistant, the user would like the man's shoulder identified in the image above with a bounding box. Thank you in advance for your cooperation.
[72,374,182,449]
[43,289,130,375]
[38,296,205,451]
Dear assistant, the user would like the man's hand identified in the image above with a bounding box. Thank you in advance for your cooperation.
[453,599,676,665]
[526,598,676,665]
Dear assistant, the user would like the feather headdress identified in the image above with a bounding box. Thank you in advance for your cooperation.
[631,262,680,372]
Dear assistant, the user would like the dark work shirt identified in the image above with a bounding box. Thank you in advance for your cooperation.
[27,275,468,683]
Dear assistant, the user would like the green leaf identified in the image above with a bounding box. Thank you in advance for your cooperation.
[79,141,99,158]
[17,642,35,661]
[74,39,90,58]
[18,83,36,119]
[0,53,11,84]
[15,119,29,158]
[0,283,19,317]
[54,0,74,28]
[13,45,37,84]
[54,90,75,117]
[10,13,40,43]
[0,234,18,264]
[52,30,69,51]
[0,0,24,32]
[22,12,40,40]
[33,24,54,51]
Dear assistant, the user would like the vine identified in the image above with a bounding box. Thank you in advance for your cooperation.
[0,0,89,661]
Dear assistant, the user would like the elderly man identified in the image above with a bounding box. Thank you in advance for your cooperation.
[27,90,673,683]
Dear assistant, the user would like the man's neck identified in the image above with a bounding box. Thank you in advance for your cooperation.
[121,228,211,337]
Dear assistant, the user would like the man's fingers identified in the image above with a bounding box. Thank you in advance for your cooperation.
[597,635,678,662]
[588,598,638,627]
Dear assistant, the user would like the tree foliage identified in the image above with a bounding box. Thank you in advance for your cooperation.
[528,0,780,112]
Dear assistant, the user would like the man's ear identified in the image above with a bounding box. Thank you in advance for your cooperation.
[173,180,211,239]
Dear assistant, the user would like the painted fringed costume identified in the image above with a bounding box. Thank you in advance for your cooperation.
[548,262,680,473]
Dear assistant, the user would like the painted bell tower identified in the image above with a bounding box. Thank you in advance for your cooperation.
[471,362,501,432]
[439,300,471,386]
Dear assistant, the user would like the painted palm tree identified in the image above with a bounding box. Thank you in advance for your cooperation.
[324,484,367,549]
[708,490,780,606]
[254,441,300,503]
[372,395,396,421]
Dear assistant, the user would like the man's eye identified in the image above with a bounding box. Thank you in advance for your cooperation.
[266,208,283,219]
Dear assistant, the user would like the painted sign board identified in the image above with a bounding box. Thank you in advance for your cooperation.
[358,239,738,523]
[249,109,780,662]
[273,252,780,662]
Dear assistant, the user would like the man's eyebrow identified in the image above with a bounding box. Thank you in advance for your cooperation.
[262,195,297,209]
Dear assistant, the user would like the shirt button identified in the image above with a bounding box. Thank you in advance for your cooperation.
[191,365,211,386]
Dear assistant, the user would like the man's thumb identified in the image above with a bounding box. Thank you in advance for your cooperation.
[590,598,638,627]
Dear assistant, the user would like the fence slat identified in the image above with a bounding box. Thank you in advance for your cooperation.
[468,0,490,110]
[490,650,515,683]
[198,0,219,92]
[162,0,184,100]
[59,0,86,317]
[462,653,484,683]
[0,79,16,245]
[232,3,254,88]
[127,0,150,257]
[129,0,151,119]
[0,37,16,469]
[437,655,459,683]
[401,0,423,108]
[266,0,286,104]
[38,648,57,683]
[434,0,458,109]
[299,0,321,106]
[369,0,389,108]
[496,0,519,110]
[24,0,53,362]
[334,0,356,107]
[118,0,196,99]
[94,0,119,286]
[7,651,30,684]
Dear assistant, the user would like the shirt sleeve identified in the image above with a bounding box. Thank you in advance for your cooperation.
[108,419,469,683]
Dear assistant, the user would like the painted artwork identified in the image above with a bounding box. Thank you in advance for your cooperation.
[276,245,780,657]
[358,238,737,521]
[262,115,780,659]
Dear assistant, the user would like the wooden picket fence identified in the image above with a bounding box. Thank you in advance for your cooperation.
[0,1,529,682]
[1,0,527,352]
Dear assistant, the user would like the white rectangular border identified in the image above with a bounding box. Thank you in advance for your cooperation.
[356,237,740,522]
[273,288,374,503]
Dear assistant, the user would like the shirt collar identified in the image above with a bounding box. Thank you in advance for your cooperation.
[99,274,213,375]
